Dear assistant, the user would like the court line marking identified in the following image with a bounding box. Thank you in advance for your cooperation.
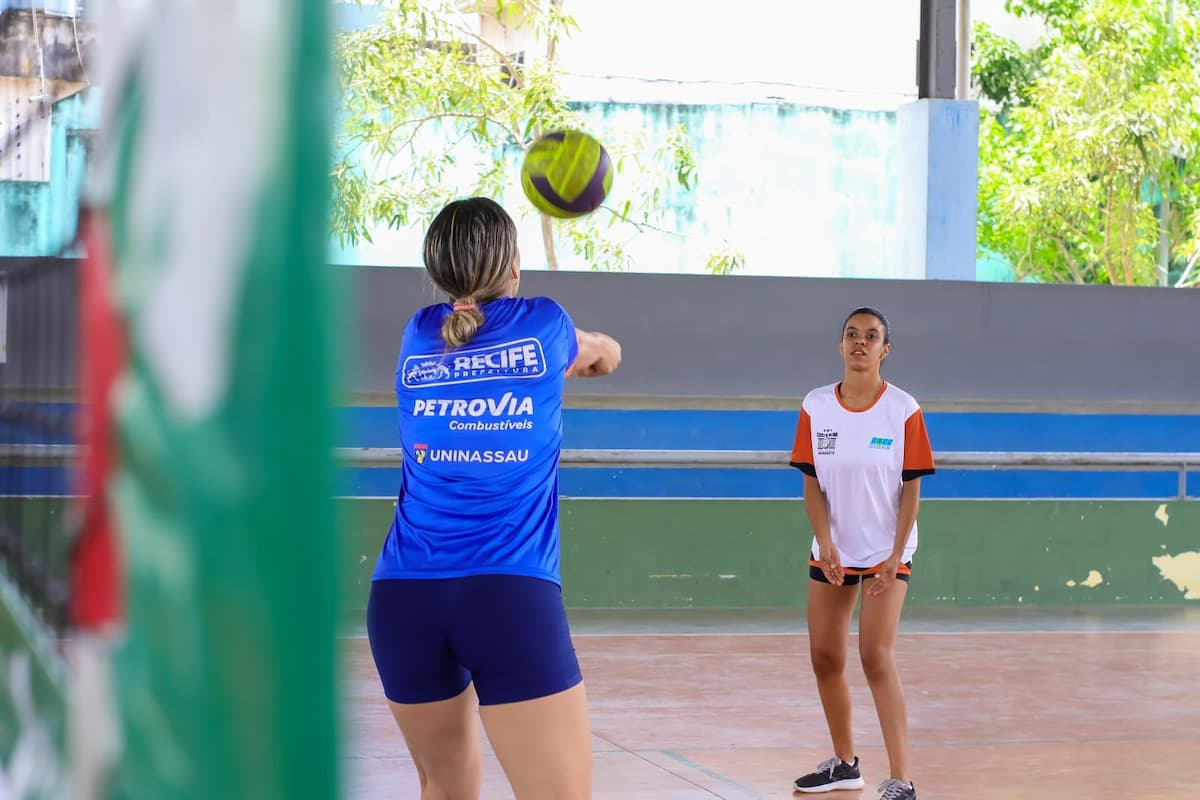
[653,749,769,800]
[341,628,1200,640]
[341,494,1197,501]
[568,629,1200,637]
[634,734,1200,752]
[619,743,768,800]
[338,737,1200,756]
[588,730,731,799]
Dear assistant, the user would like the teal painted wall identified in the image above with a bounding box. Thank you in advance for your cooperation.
[1,86,100,257]
[333,99,1012,281]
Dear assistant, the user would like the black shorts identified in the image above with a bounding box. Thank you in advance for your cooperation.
[809,561,912,585]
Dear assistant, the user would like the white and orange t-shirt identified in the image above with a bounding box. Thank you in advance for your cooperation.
[789,381,936,570]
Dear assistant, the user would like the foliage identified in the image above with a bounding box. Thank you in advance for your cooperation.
[331,0,743,274]
[975,0,1200,285]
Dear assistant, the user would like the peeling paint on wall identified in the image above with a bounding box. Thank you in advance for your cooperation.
[1152,552,1200,600]
[1067,570,1104,589]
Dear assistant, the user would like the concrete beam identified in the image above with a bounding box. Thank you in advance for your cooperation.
[0,9,96,85]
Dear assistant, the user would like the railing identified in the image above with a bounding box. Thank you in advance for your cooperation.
[5,445,1198,498]
[335,447,1198,500]
[332,447,1197,468]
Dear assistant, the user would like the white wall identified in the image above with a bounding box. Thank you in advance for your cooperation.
[331,0,1046,276]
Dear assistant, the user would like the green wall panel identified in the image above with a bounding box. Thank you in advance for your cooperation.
[342,499,1200,610]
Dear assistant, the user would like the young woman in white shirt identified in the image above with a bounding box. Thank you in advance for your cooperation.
[788,307,935,800]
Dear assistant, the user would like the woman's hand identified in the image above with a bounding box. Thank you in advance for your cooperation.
[866,557,901,596]
[818,541,844,586]
[571,330,621,377]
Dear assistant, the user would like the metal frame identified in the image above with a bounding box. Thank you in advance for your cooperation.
[328,447,1197,469]
[4,445,1197,498]
[332,447,1197,499]
[5,444,1198,470]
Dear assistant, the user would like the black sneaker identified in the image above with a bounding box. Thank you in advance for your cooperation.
[876,779,916,799]
[793,756,865,792]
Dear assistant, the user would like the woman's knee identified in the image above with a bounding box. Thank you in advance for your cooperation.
[810,645,847,679]
[410,748,479,799]
[390,694,482,800]
[858,642,896,683]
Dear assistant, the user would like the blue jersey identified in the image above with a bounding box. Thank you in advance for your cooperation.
[371,296,579,585]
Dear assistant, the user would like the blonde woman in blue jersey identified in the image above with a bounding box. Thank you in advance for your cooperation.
[366,197,621,800]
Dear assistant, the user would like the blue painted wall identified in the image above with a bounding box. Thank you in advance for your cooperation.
[897,100,980,281]
[8,406,1199,500]
[336,407,1200,500]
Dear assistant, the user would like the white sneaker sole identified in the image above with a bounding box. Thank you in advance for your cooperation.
[793,777,866,793]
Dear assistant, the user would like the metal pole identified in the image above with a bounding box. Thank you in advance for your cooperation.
[918,0,932,97]
[6,444,1200,472]
[917,0,958,99]
[956,0,971,100]
[1159,0,1177,287]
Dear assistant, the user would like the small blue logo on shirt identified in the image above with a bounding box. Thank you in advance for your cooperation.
[869,437,894,449]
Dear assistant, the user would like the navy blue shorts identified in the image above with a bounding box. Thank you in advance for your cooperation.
[366,574,582,706]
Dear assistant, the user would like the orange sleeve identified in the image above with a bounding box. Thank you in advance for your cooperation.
[902,409,936,481]
[789,409,816,476]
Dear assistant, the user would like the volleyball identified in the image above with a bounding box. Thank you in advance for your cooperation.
[520,130,613,219]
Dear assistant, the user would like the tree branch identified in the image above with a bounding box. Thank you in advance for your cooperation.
[1048,208,1095,252]
[1102,183,1113,278]
[1052,235,1084,283]
[1175,248,1200,287]
[540,214,558,270]
[597,205,684,238]
[444,16,526,92]
[1121,201,1134,285]
[353,111,524,154]
[1019,238,1035,279]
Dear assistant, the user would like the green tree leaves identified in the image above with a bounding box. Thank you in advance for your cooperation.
[332,0,742,274]
[976,0,1200,285]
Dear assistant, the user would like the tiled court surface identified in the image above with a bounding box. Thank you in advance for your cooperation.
[343,607,1200,799]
